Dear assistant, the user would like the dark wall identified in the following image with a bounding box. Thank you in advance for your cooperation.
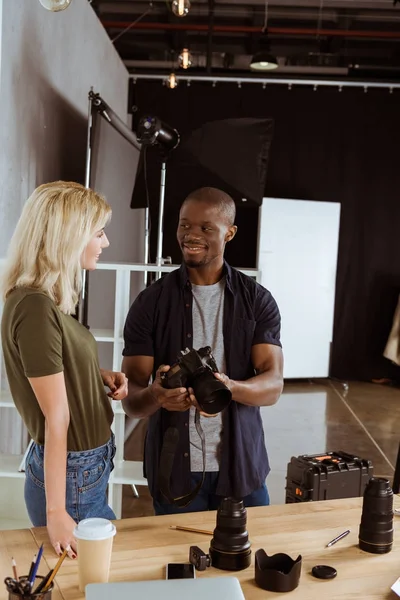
[130,80,400,381]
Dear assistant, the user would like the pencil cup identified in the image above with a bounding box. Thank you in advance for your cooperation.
[7,576,53,599]
[74,518,116,592]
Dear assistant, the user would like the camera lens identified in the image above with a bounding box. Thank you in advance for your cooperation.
[358,477,393,554]
[192,373,232,415]
[209,498,251,571]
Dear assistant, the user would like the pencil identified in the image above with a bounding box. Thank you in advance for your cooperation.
[11,557,19,582]
[41,548,68,592]
[170,525,213,536]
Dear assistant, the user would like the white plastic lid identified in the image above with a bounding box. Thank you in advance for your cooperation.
[74,518,116,541]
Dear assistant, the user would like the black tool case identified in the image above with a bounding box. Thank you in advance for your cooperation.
[285,451,374,503]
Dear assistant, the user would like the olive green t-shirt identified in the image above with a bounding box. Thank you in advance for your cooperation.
[1,288,113,451]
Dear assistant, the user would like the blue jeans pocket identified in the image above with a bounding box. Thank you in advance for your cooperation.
[26,453,45,490]
[80,455,108,493]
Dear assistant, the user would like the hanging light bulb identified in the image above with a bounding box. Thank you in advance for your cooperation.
[178,48,192,70]
[171,0,191,17]
[38,0,72,11]
[166,73,179,89]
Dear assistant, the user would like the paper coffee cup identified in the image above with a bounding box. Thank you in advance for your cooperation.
[74,518,116,592]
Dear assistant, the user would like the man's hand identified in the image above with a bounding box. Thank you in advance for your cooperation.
[47,509,77,558]
[150,365,191,412]
[213,371,233,390]
[101,369,128,400]
[188,387,219,418]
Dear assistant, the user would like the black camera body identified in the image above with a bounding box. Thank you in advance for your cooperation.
[161,346,232,415]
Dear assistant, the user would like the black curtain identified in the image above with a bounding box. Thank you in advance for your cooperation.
[130,80,400,381]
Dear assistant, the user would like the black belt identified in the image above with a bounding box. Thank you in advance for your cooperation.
[159,410,206,507]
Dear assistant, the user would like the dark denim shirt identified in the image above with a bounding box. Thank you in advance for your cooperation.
[123,262,281,501]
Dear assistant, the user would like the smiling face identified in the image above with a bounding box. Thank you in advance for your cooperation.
[81,229,110,270]
[177,199,237,269]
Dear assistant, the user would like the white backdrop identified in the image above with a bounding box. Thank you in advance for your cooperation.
[258,198,341,379]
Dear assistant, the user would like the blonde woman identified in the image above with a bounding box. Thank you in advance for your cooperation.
[1,181,127,558]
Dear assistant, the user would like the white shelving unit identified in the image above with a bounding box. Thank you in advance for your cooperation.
[0,260,261,519]
[0,260,27,483]
[0,390,14,408]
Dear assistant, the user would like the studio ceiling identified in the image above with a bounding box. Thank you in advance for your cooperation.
[92,0,400,79]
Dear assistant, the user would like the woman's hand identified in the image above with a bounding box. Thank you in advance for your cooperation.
[47,509,77,558]
[100,369,128,400]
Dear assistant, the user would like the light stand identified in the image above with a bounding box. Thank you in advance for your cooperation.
[78,90,95,326]
[156,161,167,271]
[79,89,142,324]
[80,93,180,326]
[136,115,180,279]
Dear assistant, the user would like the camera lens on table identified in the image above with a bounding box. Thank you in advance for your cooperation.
[209,498,252,571]
[358,477,394,554]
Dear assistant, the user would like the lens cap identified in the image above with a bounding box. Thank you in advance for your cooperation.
[312,565,337,580]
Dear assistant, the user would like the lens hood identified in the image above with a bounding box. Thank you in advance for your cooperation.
[255,550,302,593]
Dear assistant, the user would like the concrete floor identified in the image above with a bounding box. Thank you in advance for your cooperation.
[121,379,400,518]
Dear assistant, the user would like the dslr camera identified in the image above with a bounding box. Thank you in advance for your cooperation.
[161,346,232,415]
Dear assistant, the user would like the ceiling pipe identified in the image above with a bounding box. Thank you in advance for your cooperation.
[130,72,400,90]
[102,21,400,39]
[125,59,349,75]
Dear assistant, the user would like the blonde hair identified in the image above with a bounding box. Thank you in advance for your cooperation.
[2,181,111,314]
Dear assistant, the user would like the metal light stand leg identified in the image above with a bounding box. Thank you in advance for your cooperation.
[155,161,167,280]
[256,204,262,284]
[78,90,94,324]
[144,206,150,286]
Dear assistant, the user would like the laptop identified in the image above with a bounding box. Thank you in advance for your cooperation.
[86,576,245,600]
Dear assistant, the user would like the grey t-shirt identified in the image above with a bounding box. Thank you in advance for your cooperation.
[189,278,226,472]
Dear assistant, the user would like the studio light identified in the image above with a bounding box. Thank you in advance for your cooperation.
[166,72,179,89]
[250,52,278,71]
[171,0,191,17]
[178,48,192,70]
[136,115,180,275]
[136,116,180,152]
[38,0,72,11]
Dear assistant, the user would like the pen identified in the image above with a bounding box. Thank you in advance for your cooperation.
[27,553,37,582]
[170,525,214,536]
[29,543,44,586]
[326,529,350,547]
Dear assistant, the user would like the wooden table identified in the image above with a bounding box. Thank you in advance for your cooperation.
[1,497,400,599]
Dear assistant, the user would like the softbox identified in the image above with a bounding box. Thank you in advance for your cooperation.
[131,117,274,266]
[131,117,274,209]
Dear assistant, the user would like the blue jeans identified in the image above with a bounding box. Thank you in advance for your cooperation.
[24,435,116,526]
[153,472,270,515]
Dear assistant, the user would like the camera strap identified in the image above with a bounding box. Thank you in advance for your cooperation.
[159,409,206,507]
